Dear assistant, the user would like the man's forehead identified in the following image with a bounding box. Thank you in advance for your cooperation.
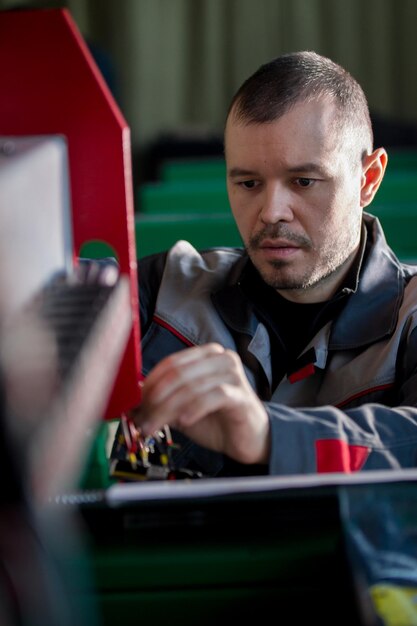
[224,105,349,177]
[225,99,342,152]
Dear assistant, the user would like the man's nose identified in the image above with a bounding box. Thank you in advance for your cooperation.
[259,184,294,224]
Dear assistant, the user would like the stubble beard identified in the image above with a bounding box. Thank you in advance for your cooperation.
[247,221,360,293]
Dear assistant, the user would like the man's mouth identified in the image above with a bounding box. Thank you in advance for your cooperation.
[256,238,302,259]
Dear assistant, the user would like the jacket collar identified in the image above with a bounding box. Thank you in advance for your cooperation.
[329,213,403,348]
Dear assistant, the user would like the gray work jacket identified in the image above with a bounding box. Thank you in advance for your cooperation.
[137,213,417,475]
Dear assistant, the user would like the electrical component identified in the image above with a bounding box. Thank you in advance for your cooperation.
[109,414,203,481]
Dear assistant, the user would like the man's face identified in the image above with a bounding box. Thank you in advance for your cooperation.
[225,99,365,303]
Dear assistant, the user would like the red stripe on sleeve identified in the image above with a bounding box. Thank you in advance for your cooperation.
[316,439,370,473]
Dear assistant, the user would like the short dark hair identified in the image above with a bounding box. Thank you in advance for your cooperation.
[227,51,373,156]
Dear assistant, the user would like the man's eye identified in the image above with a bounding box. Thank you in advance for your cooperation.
[240,180,258,189]
[296,177,313,188]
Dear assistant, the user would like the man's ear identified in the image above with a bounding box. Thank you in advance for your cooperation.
[360,148,388,208]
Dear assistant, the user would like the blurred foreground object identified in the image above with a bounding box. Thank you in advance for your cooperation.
[0,136,131,501]
[0,7,142,420]
[0,8,141,624]
[0,134,130,624]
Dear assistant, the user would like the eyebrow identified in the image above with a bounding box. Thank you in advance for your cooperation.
[227,167,258,178]
[228,163,329,178]
[286,163,329,176]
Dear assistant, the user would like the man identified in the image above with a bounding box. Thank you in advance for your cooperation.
[117,50,417,476]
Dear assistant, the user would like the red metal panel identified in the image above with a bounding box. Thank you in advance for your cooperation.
[0,8,142,418]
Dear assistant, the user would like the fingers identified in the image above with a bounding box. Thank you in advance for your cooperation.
[74,258,119,286]
[143,342,231,404]
[129,342,271,465]
[133,343,243,434]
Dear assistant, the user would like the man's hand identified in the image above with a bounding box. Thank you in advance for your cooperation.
[129,343,271,465]
[74,257,120,286]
